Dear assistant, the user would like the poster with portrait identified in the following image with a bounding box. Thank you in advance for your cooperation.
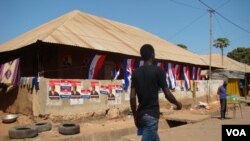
[100,85,109,94]
[60,80,72,98]
[70,81,83,105]
[81,89,91,99]
[89,81,100,102]
[47,80,62,106]
[107,84,123,105]
[107,85,116,105]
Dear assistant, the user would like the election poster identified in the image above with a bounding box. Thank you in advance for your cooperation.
[89,81,100,102]
[47,80,61,106]
[70,81,83,105]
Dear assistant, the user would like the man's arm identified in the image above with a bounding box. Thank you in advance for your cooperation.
[130,88,137,116]
[162,88,182,110]
[158,69,182,110]
[130,87,139,127]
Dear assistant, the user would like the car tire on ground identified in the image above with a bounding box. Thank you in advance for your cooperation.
[58,123,80,135]
[34,122,52,133]
[9,125,38,139]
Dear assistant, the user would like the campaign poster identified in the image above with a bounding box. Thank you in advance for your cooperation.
[70,81,83,105]
[81,89,91,99]
[108,84,123,105]
[47,80,61,106]
[60,80,72,98]
[107,85,116,105]
[89,81,100,102]
[100,85,109,95]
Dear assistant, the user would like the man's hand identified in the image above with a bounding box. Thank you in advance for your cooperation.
[133,116,139,128]
[175,101,182,110]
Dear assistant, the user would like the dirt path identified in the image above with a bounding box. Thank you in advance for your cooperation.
[122,105,250,141]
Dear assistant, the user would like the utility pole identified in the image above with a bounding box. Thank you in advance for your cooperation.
[208,8,215,103]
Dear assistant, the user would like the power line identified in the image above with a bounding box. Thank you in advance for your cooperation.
[198,0,250,34]
[215,11,250,34]
[214,14,227,38]
[169,12,207,40]
[215,0,231,10]
[169,0,205,11]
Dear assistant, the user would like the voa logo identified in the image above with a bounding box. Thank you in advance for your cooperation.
[226,129,246,136]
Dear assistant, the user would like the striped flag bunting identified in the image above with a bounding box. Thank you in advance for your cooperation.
[166,63,176,89]
[113,63,120,80]
[174,64,181,80]
[196,67,201,80]
[183,66,190,90]
[157,62,164,70]
[87,55,106,79]
[192,66,196,80]
[134,60,144,68]
[123,58,135,91]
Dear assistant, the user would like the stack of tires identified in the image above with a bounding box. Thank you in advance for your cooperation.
[9,122,80,139]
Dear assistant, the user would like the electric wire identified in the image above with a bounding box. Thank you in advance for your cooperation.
[198,0,250,34]
[169,0,205,11]
[169,12,207,40]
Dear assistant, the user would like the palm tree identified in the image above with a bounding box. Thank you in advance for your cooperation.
[213,38,230,66]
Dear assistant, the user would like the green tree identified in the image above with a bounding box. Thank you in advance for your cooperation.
[227,47,250,65]
[177,44,188,50]
[213,38,230,65]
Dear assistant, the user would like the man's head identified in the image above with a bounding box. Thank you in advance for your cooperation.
[223,78,228,87]
[51,85,55,91]
[140,44,155,61]
[73,86,77,91]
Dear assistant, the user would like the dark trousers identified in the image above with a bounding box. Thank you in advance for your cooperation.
[220,99,227,119]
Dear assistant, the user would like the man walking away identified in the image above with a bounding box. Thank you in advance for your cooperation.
[217,80,228,119]
[130,44,182,141]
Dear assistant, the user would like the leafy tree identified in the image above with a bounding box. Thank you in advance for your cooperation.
[227,47,250,65]
[177,44,188,49]
[213,38,230,65]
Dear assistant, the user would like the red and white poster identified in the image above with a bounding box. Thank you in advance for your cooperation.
[60,80,72,98]
[48,80,60,100]
[47,80,61,106]
[69,81,82,105]
[47,80,85,105]
[107,84,123,105]
[81,89,91,99]
[89,81,100,102]
[70,81,81,98]
[100,85,109,94]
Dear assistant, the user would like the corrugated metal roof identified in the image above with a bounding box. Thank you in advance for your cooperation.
[201,54,250,73]
[0,10,207,66]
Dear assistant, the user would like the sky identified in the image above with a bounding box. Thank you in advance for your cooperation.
[0,0,249,55]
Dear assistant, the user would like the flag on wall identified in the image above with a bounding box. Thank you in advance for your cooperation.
[174,64,181,80]
[157,62,164,70]
[123,59,135,90]
[87,55,106,79]
[196,67,201,80]
[134,60,144,68]
[191,66,196,80]
[0,58,20,85]
[113,63,120,80]
[183,66,190,90]
[166,63,176,89]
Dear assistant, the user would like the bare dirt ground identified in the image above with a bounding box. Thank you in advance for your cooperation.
[122,103,250,141]
[0,99,248,141]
